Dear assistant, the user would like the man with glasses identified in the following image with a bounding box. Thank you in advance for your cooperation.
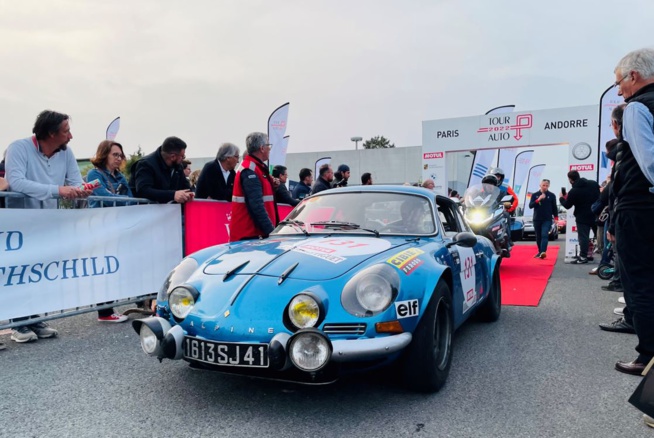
[195,142,240,201]
[229,132,279,241]
[130,136,193,204]
[609,48,654,378]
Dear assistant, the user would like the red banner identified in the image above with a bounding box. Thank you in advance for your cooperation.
[184,200,294,255]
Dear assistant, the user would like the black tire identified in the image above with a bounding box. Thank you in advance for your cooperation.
[477,267,501,322]
[598,264,614,280]
[402,280,453,393]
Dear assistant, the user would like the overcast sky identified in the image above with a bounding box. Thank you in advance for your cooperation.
[0,0,650,160]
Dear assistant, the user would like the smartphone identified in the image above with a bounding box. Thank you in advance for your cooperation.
[561,187,567,196]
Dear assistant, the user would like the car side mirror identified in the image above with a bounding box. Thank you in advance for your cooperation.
[446,231,478,248]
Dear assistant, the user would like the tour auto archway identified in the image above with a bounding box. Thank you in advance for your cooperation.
[421,105,599,262]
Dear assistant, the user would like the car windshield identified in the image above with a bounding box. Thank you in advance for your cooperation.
[464,183,502,209]
[273,191,436,236]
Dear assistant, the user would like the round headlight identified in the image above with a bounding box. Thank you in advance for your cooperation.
[355,273,393,312]
[157,257,199,303]
[140,324,159,355]
[288,294,320,329]
[288,331,331,371]
[169,287,196,319]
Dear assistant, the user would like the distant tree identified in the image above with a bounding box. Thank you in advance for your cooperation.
[363,136,395,149]
[123,146,144,181]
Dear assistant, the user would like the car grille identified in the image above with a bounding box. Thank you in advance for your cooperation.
[322,323,367,335]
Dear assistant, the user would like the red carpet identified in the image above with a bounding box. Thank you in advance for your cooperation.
[500,245,559,306]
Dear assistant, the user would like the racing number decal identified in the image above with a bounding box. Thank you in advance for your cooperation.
[458,247,477,314]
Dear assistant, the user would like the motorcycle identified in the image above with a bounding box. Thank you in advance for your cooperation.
[462,183,514,258]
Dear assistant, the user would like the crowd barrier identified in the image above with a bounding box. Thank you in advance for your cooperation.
[0,192,293,329]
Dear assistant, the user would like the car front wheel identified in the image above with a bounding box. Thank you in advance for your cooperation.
[402,280,453,393]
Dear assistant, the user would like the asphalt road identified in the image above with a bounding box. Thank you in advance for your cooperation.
[0,240,651,438]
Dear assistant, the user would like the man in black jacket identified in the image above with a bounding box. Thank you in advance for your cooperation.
[292,168,313,200]
[310,164,334,195]
[195,142,239,201]
[130,136,193,204]
[559,170,600,264]
[529,178,558,259]
[272,165,299,206]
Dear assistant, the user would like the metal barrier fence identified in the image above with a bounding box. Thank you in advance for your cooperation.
[0,192,158,330]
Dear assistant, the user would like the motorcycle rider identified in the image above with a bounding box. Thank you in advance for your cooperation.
[488,167,519,214]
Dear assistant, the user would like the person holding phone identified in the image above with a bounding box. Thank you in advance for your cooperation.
[87,140,133,208]
[86,140,133,322]
[560,170,600,264]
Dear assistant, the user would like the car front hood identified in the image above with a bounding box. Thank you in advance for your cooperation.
[202,236,407,280]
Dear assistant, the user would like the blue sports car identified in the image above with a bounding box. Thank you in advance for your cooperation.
[134,185,502,393]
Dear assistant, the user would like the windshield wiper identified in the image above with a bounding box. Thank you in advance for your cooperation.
[309,221,379,237]
[278,219,309,236]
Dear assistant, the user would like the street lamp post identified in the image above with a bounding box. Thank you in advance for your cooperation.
[351,136,362,150]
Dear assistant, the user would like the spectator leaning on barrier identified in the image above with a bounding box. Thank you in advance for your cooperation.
[86,140,134,324]
[361,172,373,185]
[311,164,334,195]
[5,110,89,210]
[87,140,133,208]
[229,132,279,241]
[195,142,240,201]
[292,168,313,200]
[4,110,92,344]
[130,136,193,204]
[272,165,299,206]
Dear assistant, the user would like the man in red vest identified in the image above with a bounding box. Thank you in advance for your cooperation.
[230,132,279,241]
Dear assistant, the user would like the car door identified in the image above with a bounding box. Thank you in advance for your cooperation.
[436,198,480,316]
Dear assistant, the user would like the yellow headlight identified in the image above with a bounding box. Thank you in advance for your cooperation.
[288,294,320,329]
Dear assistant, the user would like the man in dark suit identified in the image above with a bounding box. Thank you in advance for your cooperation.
[195,142,240,201]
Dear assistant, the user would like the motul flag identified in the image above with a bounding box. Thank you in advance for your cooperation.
[106,117,120,141]
[268,103,290,167]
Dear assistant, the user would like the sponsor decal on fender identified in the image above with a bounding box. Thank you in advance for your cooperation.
[395,299,419,318]
[387,248,425,271]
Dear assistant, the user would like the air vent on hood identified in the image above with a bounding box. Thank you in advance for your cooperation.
[323,323,367,335]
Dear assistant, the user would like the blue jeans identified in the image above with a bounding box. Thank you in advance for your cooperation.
[576,222,591,259]
[533,220,552,254]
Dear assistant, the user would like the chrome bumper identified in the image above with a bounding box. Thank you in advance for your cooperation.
[330,333,412,362]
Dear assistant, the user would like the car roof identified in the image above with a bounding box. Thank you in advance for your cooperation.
[315,184,435,197]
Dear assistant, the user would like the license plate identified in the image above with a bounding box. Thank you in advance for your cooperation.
[183,337,269,368]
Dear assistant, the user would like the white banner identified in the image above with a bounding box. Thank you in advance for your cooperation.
[598,85,623,183]
[523,164,546,217]
[268,103,290,167]
[512,150,534,195]
[498,148,517,186]
[106,116,121,141]
[0,205,182,320]
[467,149,496,187]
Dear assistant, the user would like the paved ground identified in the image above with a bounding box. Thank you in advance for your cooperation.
[0,240,651,437]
